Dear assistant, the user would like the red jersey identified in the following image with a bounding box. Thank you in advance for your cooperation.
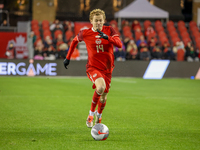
[66,26,122,73]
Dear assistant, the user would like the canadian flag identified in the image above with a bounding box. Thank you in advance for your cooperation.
[6,34,28,59]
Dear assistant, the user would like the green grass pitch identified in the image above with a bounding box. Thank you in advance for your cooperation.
[0,77,200,150]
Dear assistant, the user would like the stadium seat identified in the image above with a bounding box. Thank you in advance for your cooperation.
[42,24,50,30]
[43,30,51,39]
[182,37,191,46]
[155,20,162,27]
[135,31,143,41]
[31,20,39,26]
[177,20,185,27]
[160,36,169,44]
[192,31,200,39]
[123,30,133,38]
[180,31,190,38]
[189,21,197,28]
[169,31,179,37]
[190,26,199,34]
[172,37,181,45]
[167,20,174,28]
[42,20,49,26]
[159,31,167,37]
[110,20,118,26]
[178,26,187,33]
[167,26,176,33]
[65,30,74,41]
[122,26,131,32]
[31,24,39,31]
[54,30,63,39]
[33,29,40,37]
[143,20,151,30]
[155,25,164,33]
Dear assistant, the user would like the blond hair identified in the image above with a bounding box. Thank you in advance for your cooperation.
[89,9,106,21]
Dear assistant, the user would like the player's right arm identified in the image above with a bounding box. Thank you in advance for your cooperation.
[63,30,83,69]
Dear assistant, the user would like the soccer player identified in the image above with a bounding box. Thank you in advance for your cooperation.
[63,9,122,128]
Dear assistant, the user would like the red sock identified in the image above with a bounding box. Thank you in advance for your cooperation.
[90,90,101,112]
[97,100,107,114]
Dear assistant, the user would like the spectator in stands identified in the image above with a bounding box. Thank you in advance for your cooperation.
[185,42,199,62]
[162,41,175,60]
[126,39,138,60]
[114,38,126,61]
[43,45,56,60]
[54,34,65,51]
[131,20,141,31]
[122,20,130,29]
[114,47,126,61]
[136,35,147,50]
[140,46,151,61]
[145,25,156,37]
[43,36,52,49]
[63,21,70,32]
[52,24,63,36]
[34,39,44,60]
[50,19,63,31]
[148,37,157,52]
[5,42,16,59]
[30,31,36,45]
[63,21,74,32]
[57,43,68,59]
[65,25,74,42]
[152,45,163,59]
[123,37,130,50]
[43,36,56,60]
[1,19,9,26]
[173,41,185,61]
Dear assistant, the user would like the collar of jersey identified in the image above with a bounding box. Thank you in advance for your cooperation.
[92,27,103,32]
[92,27,97,32]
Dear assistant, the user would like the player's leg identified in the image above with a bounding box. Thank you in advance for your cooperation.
[95,73,111,124]
[95,92,107,124]
[86,77,106,127]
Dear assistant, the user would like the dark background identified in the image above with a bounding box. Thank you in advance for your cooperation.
[0,0,193,26]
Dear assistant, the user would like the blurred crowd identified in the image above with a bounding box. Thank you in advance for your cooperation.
[113,20,199,62]
[4,18,199,62]
[30,19,80,61]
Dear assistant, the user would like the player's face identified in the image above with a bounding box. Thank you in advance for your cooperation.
[90,15,105,31]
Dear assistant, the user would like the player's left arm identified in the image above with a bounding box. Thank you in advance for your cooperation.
[108,26,122,48]
[107,35,122,48]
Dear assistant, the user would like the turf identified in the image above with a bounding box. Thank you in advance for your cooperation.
[0,77,200,150]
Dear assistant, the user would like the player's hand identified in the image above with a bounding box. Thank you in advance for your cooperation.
[97,29,108,40]
[63,58,70,69]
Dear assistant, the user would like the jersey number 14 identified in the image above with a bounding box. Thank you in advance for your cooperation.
[96,45,104,53]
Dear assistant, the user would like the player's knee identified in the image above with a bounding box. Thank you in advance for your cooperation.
[96,85,106,95]
[95,77,106,95]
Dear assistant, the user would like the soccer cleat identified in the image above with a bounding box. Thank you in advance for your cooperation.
[95,111,102,124]
[86,115,94,128]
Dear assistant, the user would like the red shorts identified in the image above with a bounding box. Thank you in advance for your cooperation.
[86,68,112,93]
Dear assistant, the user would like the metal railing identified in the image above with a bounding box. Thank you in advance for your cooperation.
[0,26,17,32]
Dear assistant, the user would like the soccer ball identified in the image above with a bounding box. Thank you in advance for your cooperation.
[91,123,109,141]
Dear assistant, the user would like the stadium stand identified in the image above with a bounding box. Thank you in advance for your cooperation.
[28,19,199,62]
